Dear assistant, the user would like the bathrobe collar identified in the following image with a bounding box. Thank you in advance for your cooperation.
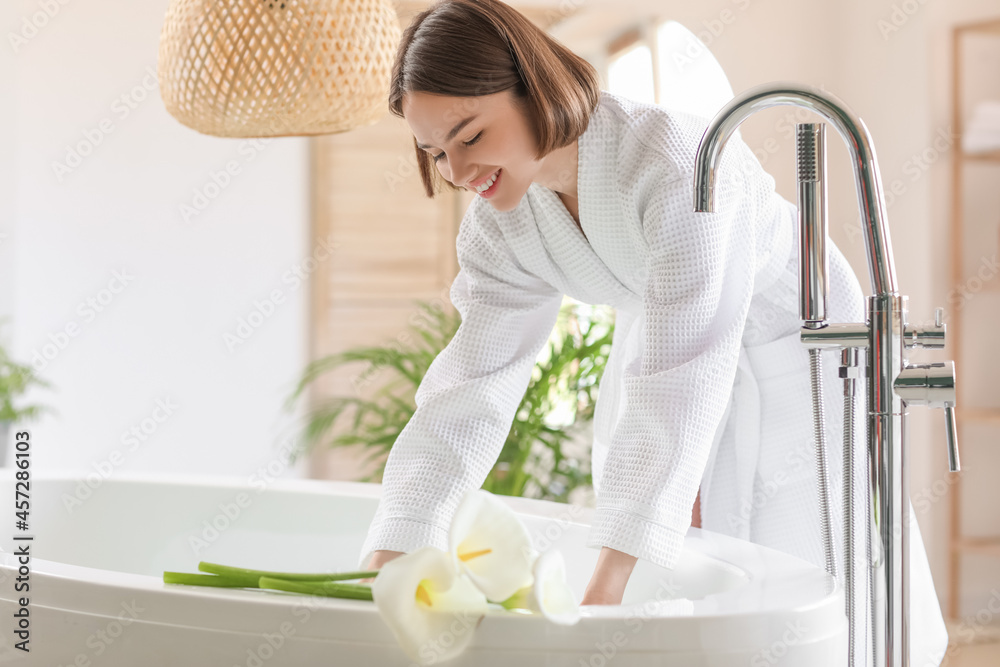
[518,95,643,310]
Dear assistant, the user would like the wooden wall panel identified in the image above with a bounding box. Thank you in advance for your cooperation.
[308,115,466,480]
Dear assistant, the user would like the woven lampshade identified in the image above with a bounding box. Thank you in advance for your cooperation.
[157,0,402,137]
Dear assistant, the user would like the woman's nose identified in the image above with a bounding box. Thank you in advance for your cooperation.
[447,156,474,188]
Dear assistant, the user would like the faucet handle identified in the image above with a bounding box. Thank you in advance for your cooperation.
[944,404,961,472]
[905,307,947,348]
[895,362,961,472]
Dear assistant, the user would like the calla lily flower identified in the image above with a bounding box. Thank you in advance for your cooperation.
[500,549,581,625]
[448,489,537,602]
[371,546,488,666]
[373,490,579,663]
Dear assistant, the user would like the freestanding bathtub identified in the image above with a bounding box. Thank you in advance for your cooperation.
[0,472,845,666]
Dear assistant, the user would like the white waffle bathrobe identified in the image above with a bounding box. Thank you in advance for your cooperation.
[359,90,948,664]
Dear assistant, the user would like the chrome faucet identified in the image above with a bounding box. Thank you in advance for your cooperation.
[691,82,960,667]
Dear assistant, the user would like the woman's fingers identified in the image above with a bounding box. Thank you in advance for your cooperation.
[360,550,406,584]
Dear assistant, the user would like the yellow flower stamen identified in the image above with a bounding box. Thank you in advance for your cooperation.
[458,547,492,562]
[415,582,432,607]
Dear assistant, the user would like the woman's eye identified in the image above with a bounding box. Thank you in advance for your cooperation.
[431,131,483,163]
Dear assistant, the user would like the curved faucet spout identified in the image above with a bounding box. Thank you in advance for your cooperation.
[692,82,897,296]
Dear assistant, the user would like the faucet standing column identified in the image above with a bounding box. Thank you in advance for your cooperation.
[692,82,959,667]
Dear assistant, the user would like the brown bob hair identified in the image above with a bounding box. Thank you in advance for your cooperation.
[388,0,601,197]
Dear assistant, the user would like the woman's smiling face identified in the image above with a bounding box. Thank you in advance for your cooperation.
[402,89,544,211]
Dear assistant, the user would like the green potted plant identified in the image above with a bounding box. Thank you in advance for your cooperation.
[283,298,615,503]
[0,318,53,464]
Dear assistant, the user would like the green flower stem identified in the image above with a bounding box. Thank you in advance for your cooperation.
[258,577,374,601]
[498,586,536,612]
[163,571,260,588]
[199,561,378,582]
[163,570,375,602]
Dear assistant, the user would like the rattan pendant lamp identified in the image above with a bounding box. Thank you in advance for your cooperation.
[157,0,401,137]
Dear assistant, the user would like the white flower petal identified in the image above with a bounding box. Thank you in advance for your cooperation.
[532,549,581,625]
[449,489,535,601]
[372,546,488,665]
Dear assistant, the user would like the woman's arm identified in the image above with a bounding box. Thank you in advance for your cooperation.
[581,488,700,604]
[581,547,638,605]
[356,200,564,570]
[583,130,765,582]
[367,550,404,570]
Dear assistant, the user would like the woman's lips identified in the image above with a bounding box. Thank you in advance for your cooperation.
[475,168,501,198]
[470,168,499,190]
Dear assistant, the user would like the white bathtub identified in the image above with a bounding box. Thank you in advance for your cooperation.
[0,473,845,666]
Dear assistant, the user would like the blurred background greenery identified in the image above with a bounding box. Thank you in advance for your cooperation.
[284,299,615,505]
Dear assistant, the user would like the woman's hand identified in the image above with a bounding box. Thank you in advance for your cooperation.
[579,489,701,605]
[359,549,404,584]
[580,546,637,606]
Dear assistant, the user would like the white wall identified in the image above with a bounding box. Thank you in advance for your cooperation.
[2,0,312,481]
[0,4,17,320]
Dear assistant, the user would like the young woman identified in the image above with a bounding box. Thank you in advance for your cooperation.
[358,0,947,660]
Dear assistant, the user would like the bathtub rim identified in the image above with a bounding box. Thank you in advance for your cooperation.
[0,471,846,654]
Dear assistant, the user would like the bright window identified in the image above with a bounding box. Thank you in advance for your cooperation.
[607,43,655,103]
[604,21,733,117]
[655,21,734,118]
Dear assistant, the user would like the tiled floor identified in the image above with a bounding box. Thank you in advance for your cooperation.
[938,620,1000,666]
[941,641,1000,667]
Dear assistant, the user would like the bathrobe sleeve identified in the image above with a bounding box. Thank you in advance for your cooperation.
[585,137,763,570]
[358,199,565,569]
